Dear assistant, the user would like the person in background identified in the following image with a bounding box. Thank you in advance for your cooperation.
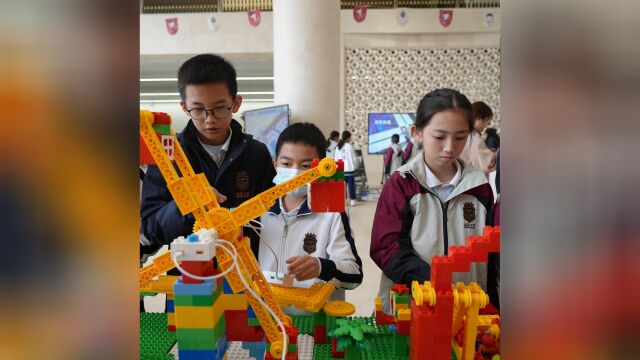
[333,130,358,206]
[383,134,403,183]
[402,133,422,164]
[459,101,497,176]
[326,130,340,158]
[485,127,500,151]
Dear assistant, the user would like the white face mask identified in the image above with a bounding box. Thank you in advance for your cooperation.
[273,167,308,197]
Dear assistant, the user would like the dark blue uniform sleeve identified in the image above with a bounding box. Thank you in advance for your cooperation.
[140,164,195,245]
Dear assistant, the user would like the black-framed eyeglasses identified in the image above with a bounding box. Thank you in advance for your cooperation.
[186,105,232,121]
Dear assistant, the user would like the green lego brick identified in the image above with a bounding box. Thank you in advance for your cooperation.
[172,279,222,305]
[313,344,332,360]
[212,313,226,341]
[393,292,410,305]
[393,334,409,357]
[152,124,171,135]
[175,328,223,350]
[140,313,176,360]
[266,342,298,352]
[362,335,408,360]
[174,294,214,306]
[140,291,157,297]
[248,317,261,326]
[314,310,327,325]
[292,315,316,335]
[452,347,459,360]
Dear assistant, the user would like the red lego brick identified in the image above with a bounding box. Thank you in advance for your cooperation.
[167,325,176,332]
[397,320,411,336]
[152,111,171,125]
[375,311,396,325]
[314,325,326,344]
[225,310,265,341]
[331,337,345,358]
[391,284,410,295]
[285,326,298,344]
[310,181,346,213]
[180,260,215,284]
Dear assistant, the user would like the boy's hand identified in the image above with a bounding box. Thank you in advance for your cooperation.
[286,255,321,281]
[210,187,227,204]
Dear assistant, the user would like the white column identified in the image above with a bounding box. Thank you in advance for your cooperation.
[273,0,341,138]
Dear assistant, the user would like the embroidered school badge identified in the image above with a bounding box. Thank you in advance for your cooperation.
[303,233,318,254]
[463,202,476,223]
[236,171,249,191]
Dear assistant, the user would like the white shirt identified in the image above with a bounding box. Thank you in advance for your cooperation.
[424,159,461,202]
[198,127,232,166]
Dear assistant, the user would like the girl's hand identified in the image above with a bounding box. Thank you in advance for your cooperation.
[286,254,321,281]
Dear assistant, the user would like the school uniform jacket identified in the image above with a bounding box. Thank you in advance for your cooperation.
[333,143,357,173]
[141,119,276,246]
[259,199,363,300]
[370,154,493,311]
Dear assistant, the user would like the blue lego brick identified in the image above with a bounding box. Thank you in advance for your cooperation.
[166,300,174,313]
[177,335,226,359]
[248,347,265,359]
[247,307,256,319]
[177,349,219,360]
[222,278,233,294]
[173,278,217,296]
[254,341,266,350]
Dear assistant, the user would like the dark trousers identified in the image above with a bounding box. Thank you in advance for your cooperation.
[345,173,356,200]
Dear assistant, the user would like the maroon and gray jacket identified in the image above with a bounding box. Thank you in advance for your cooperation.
[370,153,493,312]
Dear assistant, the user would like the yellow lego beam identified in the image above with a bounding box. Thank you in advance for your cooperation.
[270,283,335,313]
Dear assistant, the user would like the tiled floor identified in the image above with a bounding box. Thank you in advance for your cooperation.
[344,199,381,317]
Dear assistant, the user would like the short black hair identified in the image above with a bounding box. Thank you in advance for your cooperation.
[275,122,327,160]
[178,54,238,100]
[416,88,473,132]
[391,134,400,143]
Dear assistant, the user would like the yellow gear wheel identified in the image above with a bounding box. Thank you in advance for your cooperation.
[411,281,423,306]
[323,301,356,317]
[317,157,337,177]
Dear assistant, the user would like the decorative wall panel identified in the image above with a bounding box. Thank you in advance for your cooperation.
[344,47,500,146]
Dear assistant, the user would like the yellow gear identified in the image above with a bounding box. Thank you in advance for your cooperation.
[323,301,356,317]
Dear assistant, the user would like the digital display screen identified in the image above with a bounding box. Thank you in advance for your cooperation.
[243,105,289,159]
[367,113,415,154]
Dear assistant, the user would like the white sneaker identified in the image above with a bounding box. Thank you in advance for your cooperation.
[350,199,357,206]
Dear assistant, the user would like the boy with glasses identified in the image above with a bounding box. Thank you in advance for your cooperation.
[141,54,276,249]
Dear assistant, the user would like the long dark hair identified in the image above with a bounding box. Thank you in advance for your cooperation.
[337,130,352,150]
[327,130,340,147]
[415,88,474,132]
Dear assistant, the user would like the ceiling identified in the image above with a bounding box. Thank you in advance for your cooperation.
[140,53,274,103]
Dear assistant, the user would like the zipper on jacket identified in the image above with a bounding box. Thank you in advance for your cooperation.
[441,202,449,255]
[279,222,288,277]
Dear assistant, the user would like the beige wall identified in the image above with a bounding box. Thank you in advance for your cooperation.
[141,8,501,188]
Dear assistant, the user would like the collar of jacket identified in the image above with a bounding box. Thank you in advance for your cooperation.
[267,197,312,217]
[397,154,488,201]
[178,119,252,179]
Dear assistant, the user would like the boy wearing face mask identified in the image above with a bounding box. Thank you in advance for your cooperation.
[258,123,363,301]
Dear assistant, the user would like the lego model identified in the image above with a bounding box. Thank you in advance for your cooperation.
[139,110,501,360]
[139,110,345,359]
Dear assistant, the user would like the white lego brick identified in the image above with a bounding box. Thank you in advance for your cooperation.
[171,228,217,261]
